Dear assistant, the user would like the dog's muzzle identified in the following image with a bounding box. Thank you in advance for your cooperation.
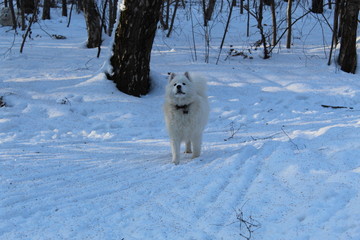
[175,85,185,95]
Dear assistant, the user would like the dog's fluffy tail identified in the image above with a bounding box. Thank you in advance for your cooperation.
[188,72,208,98]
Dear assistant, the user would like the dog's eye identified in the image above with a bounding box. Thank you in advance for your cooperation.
[173,83,176,86]
[182,83,186,85]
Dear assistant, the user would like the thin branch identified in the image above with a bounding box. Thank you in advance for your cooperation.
[268,9,312,54]
[216,0,235,64]
[281,127,300,152]
[67,1,75,28]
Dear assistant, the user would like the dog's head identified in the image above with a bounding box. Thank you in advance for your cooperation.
[167,72,194,101]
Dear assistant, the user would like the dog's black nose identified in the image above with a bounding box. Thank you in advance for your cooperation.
[177,85,181,89]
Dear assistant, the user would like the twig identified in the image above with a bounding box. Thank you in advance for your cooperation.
[224,122,241,141]
[281,127,300,152]
[236,207,261,240]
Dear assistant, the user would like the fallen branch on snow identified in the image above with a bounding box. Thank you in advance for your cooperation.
[321,104,354,110]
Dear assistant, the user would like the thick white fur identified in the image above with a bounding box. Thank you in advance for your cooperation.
[164,72,209,164]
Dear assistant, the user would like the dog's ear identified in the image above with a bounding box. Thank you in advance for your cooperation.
[184,72,192,81]
[169,72,176,82]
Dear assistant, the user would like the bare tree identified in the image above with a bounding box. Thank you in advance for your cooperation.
[83,0,101,48]
[205,0,217,22]
[269,0,277,46]
[328,0,340,65]
[167,0,179,37]
[20,0,26,30]
[107,0,163,97]
[8,0,17,29]
[23,0,35,13]
[257,0,269,58]
[338,0,359,73]
[20,0,40,53]
[62,0,67,17]
[160,0,170,30]
[311,0,324,13]
[42,0,51,20]
[108,0,118,36]
[286,0,292,48]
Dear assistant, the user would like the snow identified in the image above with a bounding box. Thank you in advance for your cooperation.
[1,4,360,240]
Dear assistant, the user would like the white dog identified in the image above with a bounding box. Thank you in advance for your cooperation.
[164,72,209,165]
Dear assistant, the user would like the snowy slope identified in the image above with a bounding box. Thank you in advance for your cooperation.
[1,5,360,240]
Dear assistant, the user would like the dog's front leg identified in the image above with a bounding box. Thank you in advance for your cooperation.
[171,139,181,165]
[191,135,202,159]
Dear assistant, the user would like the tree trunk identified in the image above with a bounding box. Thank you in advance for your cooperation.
[270,0,277,46]
[286,0,292,48]
[83,0,101,48]
[328,0,340,65]
[20,0,26,30]
[258,0,269,58]
[108,0,117,36]
[23,0,35,13]
[338,0,359,73]
[62,0,67,17]
[77,0,83,12]
[8,0,17,29]
[167,0,179,37]
[311,0,324,13]
[107,0,162,97]
[205,0,217,22]
[42,0,51,20]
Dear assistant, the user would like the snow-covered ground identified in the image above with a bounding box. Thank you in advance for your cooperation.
[1,4,360,240]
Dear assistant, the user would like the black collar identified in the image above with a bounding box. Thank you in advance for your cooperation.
[175,104,190,114]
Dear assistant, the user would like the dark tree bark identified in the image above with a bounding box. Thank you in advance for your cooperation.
[8,0,17,29]
[167,0,179,37]
[205,0,217,22]
[107,0,162,97]
[270,0,277,46]
[42,0,51,20]
[97,0,108,58]
[20,0,40,53]
[286,0,292,48]
[23,0,35,13]
[77,0,83,13]
[108,0,117,36]
[328,0,340,65]
[160,0,170,29]
[202,0,207,26]
[165,0,170,29]
[20,0,26,30]
[311,0,324,13]
[83,0,101,48]
[338,0,359,73]
[62,0,67,16]
[258,0,269,58]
